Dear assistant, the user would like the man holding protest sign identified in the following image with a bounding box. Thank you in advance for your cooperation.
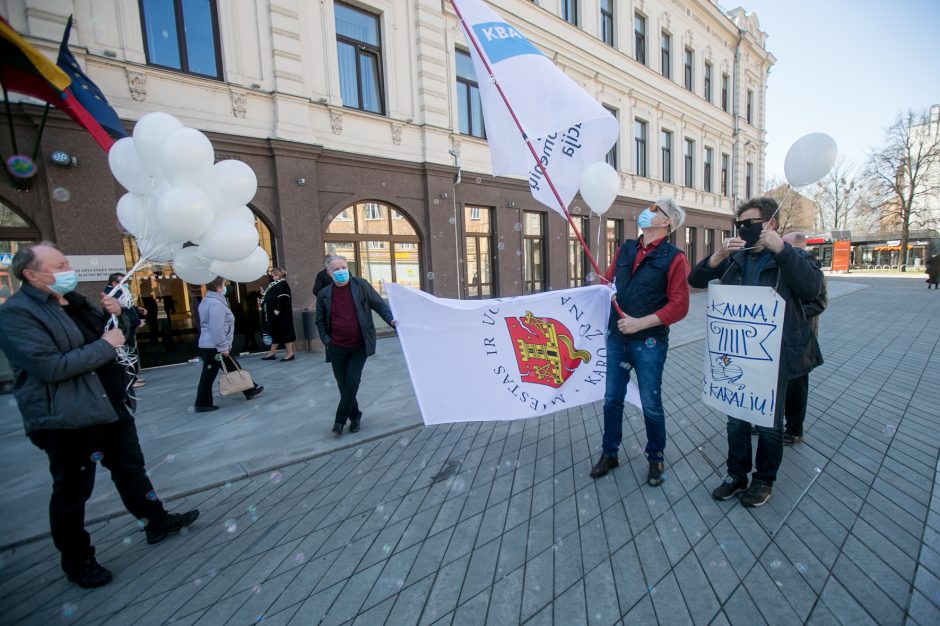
[591,197,690,487]
[689,198,823,507]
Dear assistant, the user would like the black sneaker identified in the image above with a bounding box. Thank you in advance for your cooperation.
[647,461,665,486]
[332,423,343,435]
[64,558,112,588]
[740,481,773,507]
[590,453,619,478]
[783,433,803,446]
[145,510,199,544]
[349,418,360,433]
[245,386,264,400]
[712,475,749,500]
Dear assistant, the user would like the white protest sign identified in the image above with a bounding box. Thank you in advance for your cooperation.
[701,284,785,427]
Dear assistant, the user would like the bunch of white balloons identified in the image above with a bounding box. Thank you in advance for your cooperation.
[108,112,270,285]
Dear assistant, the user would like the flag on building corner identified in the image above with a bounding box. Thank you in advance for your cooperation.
[387,283,640,425]
[451,0,619,217]
[57,16,127,143]
[0,15,120,151]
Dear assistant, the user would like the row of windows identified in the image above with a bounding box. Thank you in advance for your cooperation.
[632,121,754,197]
[139,2,758,131]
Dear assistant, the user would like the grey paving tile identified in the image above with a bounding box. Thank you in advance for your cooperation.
[721,585,766,626]
[908,589,940,626]
[487,567,524,625]
[673,552,720,626]
[649,571,694,626]
[418,553,470,626]
[818,578,878,626]
[385,575,434,626]
[521,549,553,623]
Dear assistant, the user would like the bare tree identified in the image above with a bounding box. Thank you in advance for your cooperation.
[764,177,811,234]
[810,157,866,234]
[865,108,940,270]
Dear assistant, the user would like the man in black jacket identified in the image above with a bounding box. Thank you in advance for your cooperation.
[780,232,827,445]
[0,243,198,588]
[315,255,396,435]
[688,199,823,507]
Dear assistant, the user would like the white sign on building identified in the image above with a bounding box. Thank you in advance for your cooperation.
[66,255,128,282]
[701,285,785,427]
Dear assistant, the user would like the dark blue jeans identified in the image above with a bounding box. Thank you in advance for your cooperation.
[602,334,668,462]
[726,378,789,485]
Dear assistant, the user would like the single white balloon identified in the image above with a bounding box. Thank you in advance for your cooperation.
[215,205,256,224]
[579,162,620,215]
[200,160,258,212]
[172,246,217,284]
[132,112,184,177]
[784,133,838,187]
[160,127,215,186]
[116,193,159,237]
[156,186,216,242]
[199,219,260,262]
[210,246,270,283]
[109,137,154,195]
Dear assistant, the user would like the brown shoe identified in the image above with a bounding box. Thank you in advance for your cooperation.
[647,461,665,486]
[590,453,619,478]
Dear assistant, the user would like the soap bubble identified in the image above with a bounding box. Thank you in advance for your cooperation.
[224,519,238,533]
[427,272,435,280]
[52,187,71,202]
[513,223,522,232]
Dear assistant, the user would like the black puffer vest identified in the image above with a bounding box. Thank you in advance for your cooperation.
[610,239,683,342]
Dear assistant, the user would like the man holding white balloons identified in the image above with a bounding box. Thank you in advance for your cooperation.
[591,197,690,488]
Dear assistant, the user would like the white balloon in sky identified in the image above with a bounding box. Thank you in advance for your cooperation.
[784,133,838,187]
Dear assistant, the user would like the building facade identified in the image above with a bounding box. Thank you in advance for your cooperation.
[0,0,774,366]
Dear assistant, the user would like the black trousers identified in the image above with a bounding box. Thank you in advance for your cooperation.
[330,345,367,425]
[195,348,257,408]
[28,417,166,568]
[726,378,789,485]
[784,373,809,436]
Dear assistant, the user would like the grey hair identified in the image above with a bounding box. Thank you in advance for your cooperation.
[11,241,58,281]
[654,197,686,232]
[327,255,346,270]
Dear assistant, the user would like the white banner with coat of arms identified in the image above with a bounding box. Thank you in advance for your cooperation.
[387,283,621,425]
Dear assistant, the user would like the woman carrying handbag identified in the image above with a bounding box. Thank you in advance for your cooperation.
[193,277,264,413]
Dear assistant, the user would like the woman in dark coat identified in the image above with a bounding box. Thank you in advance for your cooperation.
[261,267,296,361]
[926,254,940,289]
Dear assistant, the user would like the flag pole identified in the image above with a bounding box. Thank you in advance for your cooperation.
[450,1,625,316]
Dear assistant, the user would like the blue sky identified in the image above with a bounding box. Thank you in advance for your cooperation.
[741,0,940,183]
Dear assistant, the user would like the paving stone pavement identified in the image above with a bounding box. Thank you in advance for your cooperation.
[1,277,938,625]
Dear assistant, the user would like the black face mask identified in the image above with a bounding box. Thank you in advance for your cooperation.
[738,222,763,249]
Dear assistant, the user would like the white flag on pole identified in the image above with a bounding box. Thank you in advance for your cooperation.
[453,0,619,216]
[387,283,640,425]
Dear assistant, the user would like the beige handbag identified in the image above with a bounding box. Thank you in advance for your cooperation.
[218,356,255,396]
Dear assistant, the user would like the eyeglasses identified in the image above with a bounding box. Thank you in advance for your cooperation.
[648,204,659,212]
[733,218,766,229]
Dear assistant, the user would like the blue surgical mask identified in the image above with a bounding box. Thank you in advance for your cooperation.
[332,269,350,284]
[42,270,78,295]
[220,285,228,297]
[637,208,656,229]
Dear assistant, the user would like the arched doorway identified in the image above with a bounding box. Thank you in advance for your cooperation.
[0,200,41,390]
[323,201,422,296]
[123,209,276,366]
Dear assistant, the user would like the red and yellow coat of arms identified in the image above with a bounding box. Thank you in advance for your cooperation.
[505,311,591,389]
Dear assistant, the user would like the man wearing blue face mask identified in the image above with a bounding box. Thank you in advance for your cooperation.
[0,243,199,588]
[591,197,690,487]
[688,197,823,508]
[315,255,397,435]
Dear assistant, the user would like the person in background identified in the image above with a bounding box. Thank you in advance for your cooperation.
[590,197,690,487]
[689,198,823,508]
[926,254,940,289]
[261,267,296,361]
[312,255,334,298]
[0,242,198,588]
[315,256,396,435]
[780,232,828,446]
[194,277,264,412]
[104,273,147,387]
